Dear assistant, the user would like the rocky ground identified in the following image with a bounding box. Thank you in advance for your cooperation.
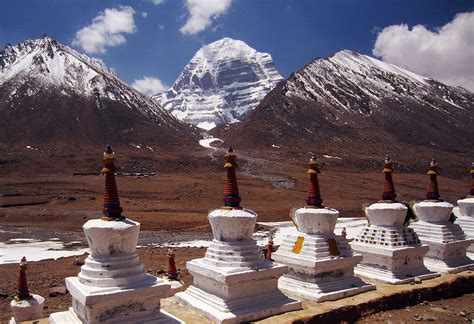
[357,293,474,323]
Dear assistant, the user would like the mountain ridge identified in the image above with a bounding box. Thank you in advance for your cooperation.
[0,37,198,147]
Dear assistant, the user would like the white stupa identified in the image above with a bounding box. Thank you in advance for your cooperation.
[272,154,375,302]
[9,257,45,324]
[49,146,181,323]
[410,159,473,273]
[175,147,301,323]
[351,156,439,284]
[454,162,474,259]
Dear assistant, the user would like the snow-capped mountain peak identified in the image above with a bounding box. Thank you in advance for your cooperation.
[154,37,283,130]
[0,37,197,145]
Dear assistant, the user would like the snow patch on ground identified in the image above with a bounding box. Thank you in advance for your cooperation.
[323,154,342,160]
[199,136,223,149]
[0,240,88,264]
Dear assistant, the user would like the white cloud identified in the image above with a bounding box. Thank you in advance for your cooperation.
[131,76,169,96]
[158,24,165,30]
[373,12,474,91]
[141,12,148,18]
[72,6,136,54]
[180,0,232,35]
[151,0,165,5]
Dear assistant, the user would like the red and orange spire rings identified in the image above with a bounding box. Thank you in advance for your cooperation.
[222,146,241,209]
[101,145,124,220]
[305,153,323,208]
[381,155,397,202]
[166,249,178,280]
[15,256,31,301]
[426,158,441,201]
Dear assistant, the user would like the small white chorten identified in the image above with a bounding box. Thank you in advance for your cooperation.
[9,257,45,324]
[272,154,375,301]
[175,147,301,323]
[410,159,473,273]
[351,156,439,284]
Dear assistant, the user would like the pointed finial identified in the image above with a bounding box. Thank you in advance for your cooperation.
[383,155,393,173]
[427,158,438,175]
[468,162,474,197]
[101,145,124,220]
[101,144,116,174]
[426,158,440,200]
[305,153,323,208]
[307,152,320,174]
[222,146,241,209]
[381,155,397,201]
[15,256,30,301]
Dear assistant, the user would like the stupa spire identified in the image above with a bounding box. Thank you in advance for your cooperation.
[222,146,241,209]
[101,145,124,220]
[305,153,323,208]
[381,155,397,202]
[15,257,30,300]
[426,158,440,201]
[469,162,474,197]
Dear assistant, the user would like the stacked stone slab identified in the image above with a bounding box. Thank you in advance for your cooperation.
[49,146,181,324]
[351,156,438,284]
[410,159,474,273]
[175,146,301,323]
[455,162,474,259]
[272,154,374,302]
[9,257,45,324]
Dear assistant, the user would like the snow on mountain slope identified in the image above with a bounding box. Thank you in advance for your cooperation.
[285,50,472,117]
[154,38,283,130]
[0,37,197,145]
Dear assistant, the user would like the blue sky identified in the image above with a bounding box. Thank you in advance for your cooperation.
[1,0,473,93]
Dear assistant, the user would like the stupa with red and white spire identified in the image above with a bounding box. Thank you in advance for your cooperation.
[351,156,438,283]
[175,146,301,323]
[9,257,45,324]
[410,159,473,273]
[272,153,375,302]
[455,162,474,258]
[49,146,181,324]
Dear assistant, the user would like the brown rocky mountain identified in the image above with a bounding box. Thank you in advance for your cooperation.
[215,50,474,175]
[0,37,198,149]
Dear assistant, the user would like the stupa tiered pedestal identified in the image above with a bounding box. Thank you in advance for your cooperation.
[273,207,375,302]
[351,203,439,284]
[175,208,301,324]
[410,201,474,273]
[50,219,181,324]
[9,294,45,324]
[455,198,474,259]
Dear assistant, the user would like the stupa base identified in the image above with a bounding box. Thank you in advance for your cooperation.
[175,257,301,324]
[49,307,182,324]
[278,275,374,302]
[9,294,45,323]
[354,263,440,284]
[455,216,474,255]
[176,285,300,324]
[351,242,439,284]
[49,275,173,324]
[410,221,474,273]
[273,232,374,302]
